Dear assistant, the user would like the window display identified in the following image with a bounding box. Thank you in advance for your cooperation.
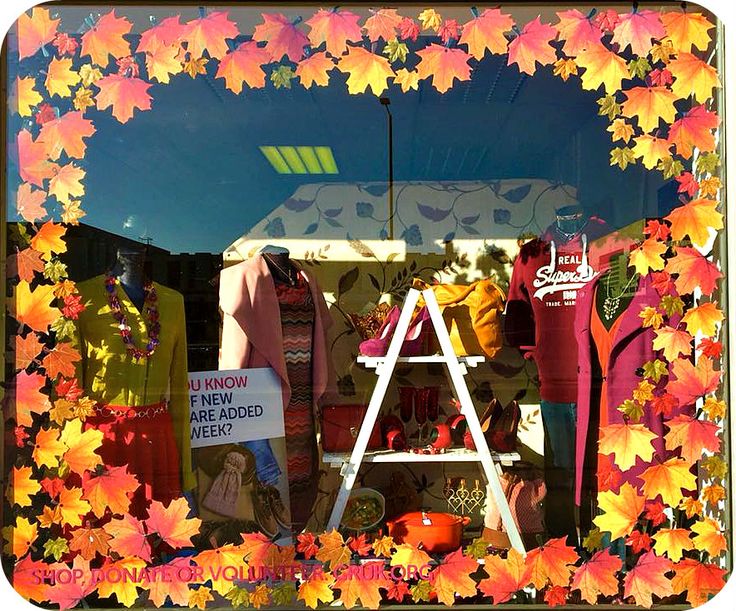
[2,2,729,610]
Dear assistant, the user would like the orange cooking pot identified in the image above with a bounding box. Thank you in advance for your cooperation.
[386,511,471,553]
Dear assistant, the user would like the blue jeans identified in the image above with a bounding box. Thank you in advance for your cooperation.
[540,401,578,547]
[241,439,281,486]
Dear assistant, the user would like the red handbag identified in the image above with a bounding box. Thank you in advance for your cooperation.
[320,405,382,452]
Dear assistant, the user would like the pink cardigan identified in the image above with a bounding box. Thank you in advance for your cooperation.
[219,255,335,414]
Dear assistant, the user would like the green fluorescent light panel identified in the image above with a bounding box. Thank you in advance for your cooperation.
[259,146,339,175]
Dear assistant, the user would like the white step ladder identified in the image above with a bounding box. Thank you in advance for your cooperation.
[324,287,526,554]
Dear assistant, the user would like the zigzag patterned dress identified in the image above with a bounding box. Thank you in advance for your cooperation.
[275,276,318,530]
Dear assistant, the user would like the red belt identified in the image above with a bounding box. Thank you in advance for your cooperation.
[95,400,168,419]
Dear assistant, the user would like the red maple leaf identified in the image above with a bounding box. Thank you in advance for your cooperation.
[664,246,722,296]
[650,391,679,418]
[136,16,186,54]
[671,558,727,606]
[94,74,153,123]
[555,9,603,56]
[38,110,96,160]
[56,377,84,401]
[347,533,372,556]
[697,338,722,359]
[507,17,558,76]
[648,67,673,87]
[14,426,29,448]
[385,579,410,602]
[296,532,319,559]
[398,17,420,41]
[643,219,670,241]
[675,171,699,197]
[668,356,720,408]
[253,13,310,62]
[215,41,271,93]
[597,453,623,492]
[644,500,668,526]
[668,105,720,159]
[623,551,673,607]
[626,530,653,553]
[649,271,675,296]
[545,585,569,607]
[182,11,239,60]
[80,10,133,66]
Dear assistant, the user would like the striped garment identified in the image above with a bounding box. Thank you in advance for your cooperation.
[275,276,318,531]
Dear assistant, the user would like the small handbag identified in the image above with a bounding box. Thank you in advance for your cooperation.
[413,278,506,358]
[320,405,382,452]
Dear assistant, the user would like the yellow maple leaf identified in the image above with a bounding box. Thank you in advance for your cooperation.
[394,68,420,92]
[298,572,335,609]
[633,380,655,404]
[189,586,214,609]
[315,529,351,571]
[691,518,726,557]
[13,76,43,117]
[57,486,92,527]
[664,197,723,248]
[632,135,673,170]
[608,118,635,143]
[598,422,657,471]
[146,44,184,84]
[702,483,726,505]
[73,87,95,112]
[639,306,663,329]
[61,200,87,225]
[621,86,678,133]
[576,42,628,93]
[6,465,41,508]
[652,528,694,562]
[60,418,103,475]
[79,64,103,87]
[96,557,147,606]
[552,58,578,81]
[661,11,714,53]
[371,535,395,557]
[699,176,722,198]
[295,52,335,88]
[668,53,721,103]
[338,46,395,96]
[593,482,645,540]
[681,302,723,337]
[45,56,80,98]
[652,326,693,361]
[194,545,248,595]
[419,8,442,32]
[184,56,208,78]
[679,497,703,519]
[49,163,86,205]
[390,543,433,577]
[628,237,667,275]
[32,426,68,469]
[2,516,38,559]
[702,397,726,421]
[50,398,76,425]
[640,457,697,507]
[650,40,675,65]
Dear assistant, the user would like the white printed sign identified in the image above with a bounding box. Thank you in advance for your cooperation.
[188,368,284,448]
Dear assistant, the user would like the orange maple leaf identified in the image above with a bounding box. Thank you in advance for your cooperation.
[429,548,479,605]
[661,11,714,53]
[80,10,133,66]
[594,482,645,539]
[554,9,603,56]
[239,531,281,568]
[664,197,723,247]
[145,497,201,548]
[296,52,335,88]
[668,53,721,103]
[632,135,673,170]
[96,557,147,606]
[628,237,667,275]
[69,524,112,560]
[82,465,140,517]
[17,129,58,187]
[691,518,727,557]
[664,246,722,296]
[194,544,248,595]
[38,111,97,160]
[103,513,151,561]
[215,41,272,93]
[478,548,528,603]
[11,370,51,427]
[17,7,60,59]
[668,356,721,410]
[672,558,726,606]
[31,221,67,260]
[42,342,81,380]
[253,13,310,62]
[60,418,104,475]
[667,105,719,159]
[95,74,153,123]
[640,457,697,507]
[9,247,45,283]
[652,326,693,361]
[575,42,628,93]
[182,11,239,60]
[598,422,657,471]
[315,529,352,571]
[6,465,41,507]
[3,516,38,559]
[459,8,514,59]
[623,551,673,608]
[652,528,694,562]
[390,543,432,577]
[11,281,61,333]
[16,183,47,223]
[298,571,335,609]
[335,561,391,609]
[338,46,395,95]
[144,43,184,84]
[681,302,723,337]
[363,8,403,43]
[13,75,43,116]
[306,8,363,57]
[49,163,86,205]
[611,9,665,57]
[32,426,67,469]
[147,557,192,606]
[136,16,186,54]
[14,332,43,370]
[57,486,92,527]
[507,17,557,76]
[523,536,579,589]
[570,549,622,604]
[621,86,678,133]
[416,43,472,93]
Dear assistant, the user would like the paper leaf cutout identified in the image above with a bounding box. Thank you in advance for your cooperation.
[459,8,514,59]
[623,551,673,608]
[13,76,43,116]
[96,557,147,606]
[478,548,529,603]
[632,135,672,170]
[668,356,720,408]
[664,414,721,465]
[147,557,191,606]
[3,516,38,559]
[7,465,42,508]
[415,43,471,93]
[60,418,104,475]
[661,11,714,53]
[668,53,721,103]
[17,7,60,60]
[253,13,310,62]
[32,426,67,469]
[45,56,80,98]
[39,111,96,160]
[9,248,45,283]
[338,46,395,95]
[95,74,153,123]
[523,536,579,589]
[664,246,722,296]
[691,518,727,557]
[394,68,420,92]
[137,16,186,54]
[82,464,140,517]
[57,486,92,527]
[611,9,665,57]
[215,41,271,93]
[652,326,693,361]
[335,561,391,608]
[594,482,645,540]
[665,197,723,248]
[681,302,723,337]
[17,129,58,187]
[182,11,239,60]
[31,220,67,260]
[621,86,678,133]
[555,9,603,56]
[68,525,112,560]
[11,371,51,428]
[296,52,335,88]
[640,457,697,507]
[667,105,719,159]
[194,544,249,595]
[306,8,363,57]
[43,341,81,380]
[571,549,623,604]
[315,529,352,571]
[628,237,666,275]
[298,572,335,609]
[145,44,183,84]
[80,10,133,66]
[146,497,202,548]
[507,17,557,76]
[16,183,47,223]
[363,8,402,43]
[598,422,657,471]
[652,528,694,562]
[103,514,151,562]
[11,281,60,332]
[429,549,479,606]
[574,42,628,93]
[14,332,43,370]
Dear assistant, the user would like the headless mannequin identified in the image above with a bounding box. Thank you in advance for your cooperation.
[112,244,147,311]
[595,251,639,330]
[260,245,299,286]
[554,204,587,240]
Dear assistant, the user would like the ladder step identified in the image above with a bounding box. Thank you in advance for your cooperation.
[357,355,485,368]
[323,448,520,465]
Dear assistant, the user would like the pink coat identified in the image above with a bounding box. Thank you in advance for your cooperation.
[574,273,680,505]
[219,255,335,414]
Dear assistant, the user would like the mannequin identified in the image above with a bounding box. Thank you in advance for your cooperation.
[554,204,587,238]
[111,243,147,310]
[260,245,299,286]
[594,251,638,329]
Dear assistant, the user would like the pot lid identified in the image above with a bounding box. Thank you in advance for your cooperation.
[393,511,464,527]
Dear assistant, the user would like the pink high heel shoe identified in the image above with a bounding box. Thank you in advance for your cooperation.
[400,306,430,356]
[359,306,400,357]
